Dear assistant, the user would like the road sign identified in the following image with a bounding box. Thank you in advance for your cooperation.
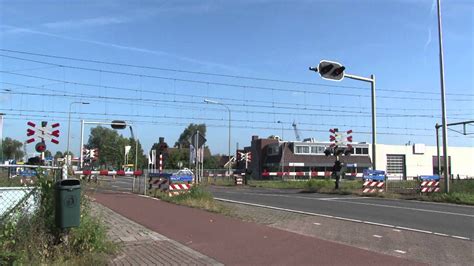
[26,121,60,144]
[189,132,206,149]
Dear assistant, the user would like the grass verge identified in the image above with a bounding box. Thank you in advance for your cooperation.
[247,179,474,205]
[151,185,230,214]
[0,171,117,264]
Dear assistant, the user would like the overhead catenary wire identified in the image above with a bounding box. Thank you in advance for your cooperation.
[4,80,472,114]
[3,112,454,138]
[0,107,439,133]
[2,90,472,120]
[1,48,473,97]
[1,54,473,102]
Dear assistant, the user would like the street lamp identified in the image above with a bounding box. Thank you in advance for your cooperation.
[204,99,231,175]
[66,102,89,165]
[309,61,377,170]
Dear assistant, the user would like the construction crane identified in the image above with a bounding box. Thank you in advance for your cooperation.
[292,121,301,141]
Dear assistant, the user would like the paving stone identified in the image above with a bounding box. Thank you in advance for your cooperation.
[90,201,222,265]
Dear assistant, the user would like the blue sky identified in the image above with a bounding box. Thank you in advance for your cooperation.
[0,0,473,157]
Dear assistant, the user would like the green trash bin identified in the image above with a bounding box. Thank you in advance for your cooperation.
[55,179,81,229]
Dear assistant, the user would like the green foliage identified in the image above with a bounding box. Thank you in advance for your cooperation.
[153,185,227,213]
[249,180,309,189]
[427,192,474,205]
[174,123,206,148]
[0,169,115,264]
[166,149,189,169]
[54,151,64,159]
[87,126,147,169]
[2,137,24,160]
[203,155,220,169]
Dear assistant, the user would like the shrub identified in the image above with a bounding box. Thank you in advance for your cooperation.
[0,169,116,264]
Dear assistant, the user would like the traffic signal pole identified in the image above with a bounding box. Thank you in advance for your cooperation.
[310,64,377,170]
[344,74,377,170]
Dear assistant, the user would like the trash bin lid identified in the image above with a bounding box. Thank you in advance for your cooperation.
[56,178,81,189]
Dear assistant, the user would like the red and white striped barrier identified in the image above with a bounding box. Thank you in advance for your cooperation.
[362,181,384,193]
[420,181,440,193]
[168,183,192,196]
[149,177,169,190]
[260,171,364,178]
[74,170,143,176]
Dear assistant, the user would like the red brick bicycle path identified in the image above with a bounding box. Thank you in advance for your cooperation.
[91,191,424,266]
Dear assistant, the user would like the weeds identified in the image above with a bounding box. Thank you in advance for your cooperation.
[152,185,229,214]
[0,169,116,264]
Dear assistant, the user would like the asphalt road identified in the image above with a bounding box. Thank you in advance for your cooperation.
[208,186,474,240]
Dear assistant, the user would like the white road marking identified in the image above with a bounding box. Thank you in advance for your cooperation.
[318,197,370,201]
[395,226,432,234]
[218,191,474,217]
[451,235,470,240]
[214,197,472,242]
[363,221,394,228]
[372,235,382,238]
[334,216,362,223]
[394,250,406,254]
[313,222,321,225]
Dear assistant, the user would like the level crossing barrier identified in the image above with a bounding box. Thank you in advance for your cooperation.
[73,170,143,177]
[362,170,386,193]
[260,171,364,179]
[148,171,193,197]
[234,173,245,185]
[419,175,440,193]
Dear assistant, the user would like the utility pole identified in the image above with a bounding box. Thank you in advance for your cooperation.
[436,0,450,193]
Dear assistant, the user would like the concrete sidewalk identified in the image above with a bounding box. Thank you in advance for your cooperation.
[90,199,222,265]
[90,191,424,266]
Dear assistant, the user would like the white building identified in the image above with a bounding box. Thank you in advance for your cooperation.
[371,144,474,179]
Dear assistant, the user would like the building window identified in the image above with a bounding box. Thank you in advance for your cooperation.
[387,154,405,175]
[311,146,325,154]
[355,147,369,155]
[267,144,280,156]
[295,145,310,154]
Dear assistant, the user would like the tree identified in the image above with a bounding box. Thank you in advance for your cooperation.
[86,126,147,169]
[128,137,147,169]
[54,151,64,159]
[87,126,124,168]
[44,150,52,158]
[174,123,206,148]
[2,137,24,160]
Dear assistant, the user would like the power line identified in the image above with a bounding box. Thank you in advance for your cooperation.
[1,48,473,97]
[3,112,442,137]
[2,54,473,101]
[0,107,437,133]
[4,80,472,114]
[2,89,471,120]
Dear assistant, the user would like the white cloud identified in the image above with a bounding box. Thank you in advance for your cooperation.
[42,17,128,30]
[0,24,241,73]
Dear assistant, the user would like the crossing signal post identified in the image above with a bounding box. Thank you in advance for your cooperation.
[325,128,353,189]
[26,121,60,164]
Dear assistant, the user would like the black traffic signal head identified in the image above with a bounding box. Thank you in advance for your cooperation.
[111,120,127,129]
[35,141,46,153]
[332,66,346,77]
[319,64,334,75]
[317,60,345,81]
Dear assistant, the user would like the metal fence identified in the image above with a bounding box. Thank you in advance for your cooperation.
[0,164,62,224]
